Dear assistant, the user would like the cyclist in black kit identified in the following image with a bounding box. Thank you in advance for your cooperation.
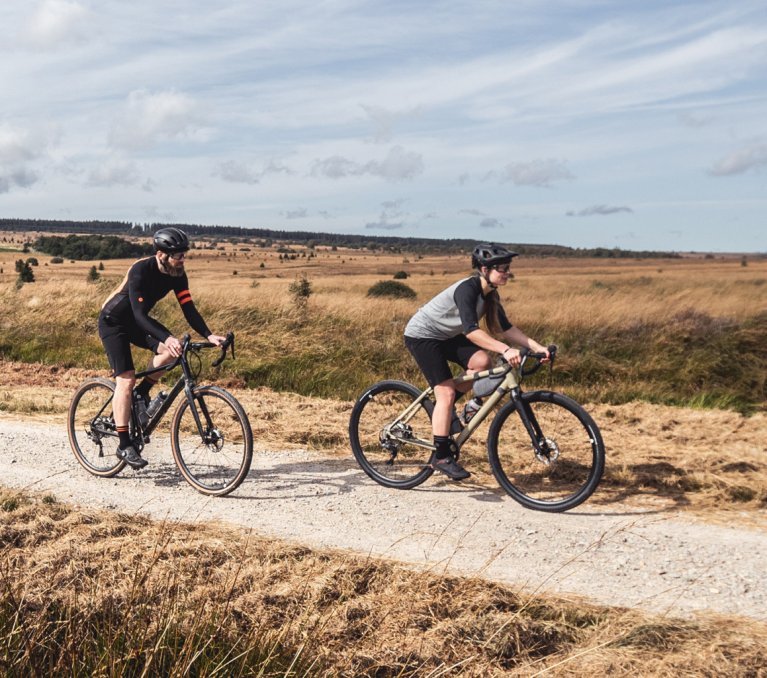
[98,227,226,469]
[404,243,550,480]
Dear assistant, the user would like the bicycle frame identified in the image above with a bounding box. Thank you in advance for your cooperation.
[129,335,231,443]
[385,364,521,451]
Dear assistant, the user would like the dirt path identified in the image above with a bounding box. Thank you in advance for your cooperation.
[1,418,765,621]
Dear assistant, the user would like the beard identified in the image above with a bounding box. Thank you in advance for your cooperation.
[158,255,185,277]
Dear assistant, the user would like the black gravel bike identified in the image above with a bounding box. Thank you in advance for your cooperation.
[349,348,605,512]
[67,333,253,496]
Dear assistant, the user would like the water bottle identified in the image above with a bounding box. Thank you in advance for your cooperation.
[133,390,149,427]
[462,397,483,425]
[146,391,168,418]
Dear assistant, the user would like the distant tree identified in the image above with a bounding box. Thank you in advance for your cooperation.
[393,270,409,279]
[26,257,39,266]
[87,265,100,282]
[98,261,105,271]
[15,259,34,284]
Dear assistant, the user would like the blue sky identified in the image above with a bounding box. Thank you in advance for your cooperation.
[1,1,766,252]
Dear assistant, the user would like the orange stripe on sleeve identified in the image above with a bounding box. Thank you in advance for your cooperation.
[176,289,193,305]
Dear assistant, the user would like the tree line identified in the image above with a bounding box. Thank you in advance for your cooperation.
[32,234,152,260]
[0,218,682,258]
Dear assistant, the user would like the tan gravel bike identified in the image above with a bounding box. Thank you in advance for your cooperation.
[349,348,605,512]
[67,333,252,496]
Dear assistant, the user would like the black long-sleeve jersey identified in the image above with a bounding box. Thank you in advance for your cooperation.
[100,256,211,342]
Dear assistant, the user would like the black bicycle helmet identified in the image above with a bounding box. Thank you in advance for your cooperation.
[471,243,518,269]
[153,227,190,254]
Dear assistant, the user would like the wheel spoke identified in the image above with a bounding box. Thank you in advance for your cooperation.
[350,382,434,489]
[172,387,252,496]
[488,393,604,511]
[68,380,125,477]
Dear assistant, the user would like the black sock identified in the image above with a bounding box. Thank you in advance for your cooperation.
[135,378,154,401]
[433,435,455,460]
[117,426,131,449]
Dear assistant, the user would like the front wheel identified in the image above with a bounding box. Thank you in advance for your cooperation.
[487,391,605,512]
[170,385,253,496]
[349,380,435,489]
[67,378,126,477]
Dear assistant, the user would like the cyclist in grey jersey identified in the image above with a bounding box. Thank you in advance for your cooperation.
[404,276,513,341]
[404,243,550,480]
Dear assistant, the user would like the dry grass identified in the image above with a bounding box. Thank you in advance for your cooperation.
[2,488,766,676]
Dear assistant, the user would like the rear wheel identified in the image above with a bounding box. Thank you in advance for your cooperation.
[487,391,604,512]
[349,380,434,489]
[67,378,126,477]
[170,385,253,496]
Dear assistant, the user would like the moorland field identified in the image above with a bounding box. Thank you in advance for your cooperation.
[1,231,766,675]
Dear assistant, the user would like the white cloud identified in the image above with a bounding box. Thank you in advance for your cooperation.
[311,146,423,182]
[87,160,141,187]
[215,158,293,185]
[479,217,502,228]
[566,205,634,217]
[108,90,207,150]
[486,159,575,187]
[709,141,767,176]
[360,104,419,143]
[23,0,90,49]
[0,124,45,165]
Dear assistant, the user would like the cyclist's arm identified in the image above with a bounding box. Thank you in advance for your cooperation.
[465,327,515,356]
[173,276,212,339]
[501,326,550,358]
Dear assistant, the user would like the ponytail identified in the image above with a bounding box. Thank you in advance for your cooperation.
[474,273,502,335]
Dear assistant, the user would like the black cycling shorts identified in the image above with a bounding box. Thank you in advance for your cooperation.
[98,312,160,377]
[404,334,481,387]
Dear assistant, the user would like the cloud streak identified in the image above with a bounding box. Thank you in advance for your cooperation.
[567,205,634,217]
[709,141,767,176]
[311,146,423,182]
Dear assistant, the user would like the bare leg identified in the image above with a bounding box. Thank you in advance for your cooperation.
[114,371,136,428]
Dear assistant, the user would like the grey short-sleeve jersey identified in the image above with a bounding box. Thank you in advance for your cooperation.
[404,276,511,340]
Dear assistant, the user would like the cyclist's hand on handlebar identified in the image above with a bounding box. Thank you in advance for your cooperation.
[535,344,552,364]
[163,335,183,357]
[502,347,523,368]
[206,333,228,347]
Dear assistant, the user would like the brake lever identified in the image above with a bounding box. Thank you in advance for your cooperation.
[211,332,235,367]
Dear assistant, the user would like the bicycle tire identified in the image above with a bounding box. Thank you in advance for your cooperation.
[170,385,253,496]
[487,391,604,512]
[349,380,434,489]
[67,378,127,477]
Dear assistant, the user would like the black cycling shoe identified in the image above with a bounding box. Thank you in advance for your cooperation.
[117,444,148,469]
[431,454,470,481]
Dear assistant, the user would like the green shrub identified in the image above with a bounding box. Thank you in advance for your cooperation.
[367,280,416,299]
[393,270,409,279]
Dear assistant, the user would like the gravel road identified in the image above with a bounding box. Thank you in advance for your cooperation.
[1,418,765,621]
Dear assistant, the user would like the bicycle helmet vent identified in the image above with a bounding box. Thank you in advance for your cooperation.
[471,243,518,269]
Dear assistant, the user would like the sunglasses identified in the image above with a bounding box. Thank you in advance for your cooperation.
[168,251,187,260]
[492,265,511,274]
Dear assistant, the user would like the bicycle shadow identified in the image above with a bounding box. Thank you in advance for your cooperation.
[115,456,699,518]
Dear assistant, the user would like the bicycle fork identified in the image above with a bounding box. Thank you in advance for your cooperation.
[183,385,222,448]
[510,390,557,464]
